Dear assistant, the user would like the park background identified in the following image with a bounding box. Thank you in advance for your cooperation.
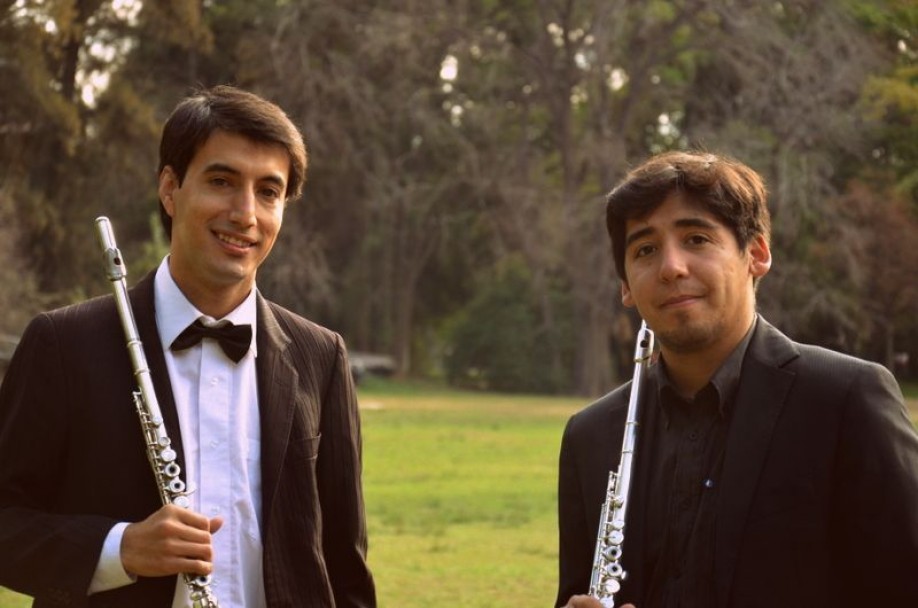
[1,0,917,606]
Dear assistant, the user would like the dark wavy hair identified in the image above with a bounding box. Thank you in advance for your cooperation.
[606,150,771,283]
[157,85,307,236]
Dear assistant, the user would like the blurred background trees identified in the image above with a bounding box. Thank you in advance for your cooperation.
[2,0,916,394]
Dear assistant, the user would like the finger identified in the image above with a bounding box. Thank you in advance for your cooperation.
[171,556,215,577]
[153,514,214,545]
[165,535,215,560]
[123,534,215,577]
[564,596,609,608]
[209,516,224,535]
[169,505,214,531]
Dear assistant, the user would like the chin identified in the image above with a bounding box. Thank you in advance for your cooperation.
[655,321,720,354]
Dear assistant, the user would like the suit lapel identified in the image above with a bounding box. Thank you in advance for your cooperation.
[255,295,298,533]
[714,320,798,608]
[129,271,186,473]
[128,279,301,530]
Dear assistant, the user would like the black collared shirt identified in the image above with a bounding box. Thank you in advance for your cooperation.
[639,320,756,608]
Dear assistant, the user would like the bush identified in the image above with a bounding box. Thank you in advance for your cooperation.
[444,258,572,393]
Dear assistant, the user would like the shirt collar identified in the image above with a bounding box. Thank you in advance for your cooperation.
[654,316,758,420]
[154,257,259,357]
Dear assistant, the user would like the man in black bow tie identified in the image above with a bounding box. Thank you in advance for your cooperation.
[0,86,376,608]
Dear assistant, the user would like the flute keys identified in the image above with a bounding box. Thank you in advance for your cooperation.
[168,477,186,492]
[604,562,624,578]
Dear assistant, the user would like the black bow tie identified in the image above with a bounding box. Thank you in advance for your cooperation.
[171,319,252,363]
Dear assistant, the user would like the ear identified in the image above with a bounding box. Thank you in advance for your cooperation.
[621,280,635,308]
[747,234,772,279]
[158,166,179,218]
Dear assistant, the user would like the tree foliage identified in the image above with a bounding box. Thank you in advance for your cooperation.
[2,0,916,388]
[445,256,574,393]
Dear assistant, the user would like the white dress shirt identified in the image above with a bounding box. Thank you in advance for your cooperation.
[90,258,266,608]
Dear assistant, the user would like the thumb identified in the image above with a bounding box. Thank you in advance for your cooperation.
[209,516,224,535]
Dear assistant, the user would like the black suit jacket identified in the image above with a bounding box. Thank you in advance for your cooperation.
[0,272,376,607]
[557,318,918,608]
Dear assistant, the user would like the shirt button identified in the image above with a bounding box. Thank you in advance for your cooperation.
[210,439,219,447]
[210,377,218,386]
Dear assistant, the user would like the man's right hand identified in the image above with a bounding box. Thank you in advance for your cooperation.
[120,503,223,578]
[563,596,636,608]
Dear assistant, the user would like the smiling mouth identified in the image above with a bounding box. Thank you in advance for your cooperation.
[216,232,256,248]
[661,295,700,308]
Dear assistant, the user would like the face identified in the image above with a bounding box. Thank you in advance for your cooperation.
[159,130,290,316]
[621,191,771,358]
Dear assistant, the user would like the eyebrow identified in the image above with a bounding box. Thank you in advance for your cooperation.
[202,163,287,189]
[625,217,721,248]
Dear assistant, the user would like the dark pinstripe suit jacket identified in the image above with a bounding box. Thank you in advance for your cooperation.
[556,318,918,608]
[0,272,376,607]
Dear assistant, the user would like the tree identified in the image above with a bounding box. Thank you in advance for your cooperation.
[251,1,485,376]
[2,0,914,388]
[445,255,574,392]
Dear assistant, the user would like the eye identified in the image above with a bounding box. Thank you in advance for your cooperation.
[632,243,656,259]
[259,187,282,200]
[686,233,711,247]
[209,176,231,187]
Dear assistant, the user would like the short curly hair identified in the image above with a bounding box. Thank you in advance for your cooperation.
[606,150,771,283]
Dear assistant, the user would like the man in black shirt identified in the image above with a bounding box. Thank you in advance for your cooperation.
[557,151,918,608]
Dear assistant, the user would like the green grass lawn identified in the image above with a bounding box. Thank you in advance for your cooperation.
[0,378,585,608]
[359,379,583,607]
[2,378,915,608]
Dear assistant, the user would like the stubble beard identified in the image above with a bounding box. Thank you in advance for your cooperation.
[653,311,724,355]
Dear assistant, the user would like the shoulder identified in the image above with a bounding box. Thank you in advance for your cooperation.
[3,295,124,397]
[564,381,631,441]
[265,300,337,339]
[753,319,904,426]
[752,317,896,392]
[793,341,892,381]
[259,298,349,366]
[794,343,904,423]
[21,295,118,347]
[777,334,898,401]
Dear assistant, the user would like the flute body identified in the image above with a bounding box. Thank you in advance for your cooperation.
[588,321,655,607]
[95,216,220,608]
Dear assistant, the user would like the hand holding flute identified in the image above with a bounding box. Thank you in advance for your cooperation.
[121,504,223,579]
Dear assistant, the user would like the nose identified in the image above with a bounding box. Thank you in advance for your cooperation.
[658,243,688,282]
[229,185,257,226]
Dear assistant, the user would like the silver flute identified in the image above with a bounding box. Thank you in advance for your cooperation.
[95,216,220,608]
[588,320,655,607]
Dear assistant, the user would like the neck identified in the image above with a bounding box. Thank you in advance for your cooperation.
[186,291,249,319]
[660,313,755,399]
[661,353,721,399]
[167,262,252,319]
